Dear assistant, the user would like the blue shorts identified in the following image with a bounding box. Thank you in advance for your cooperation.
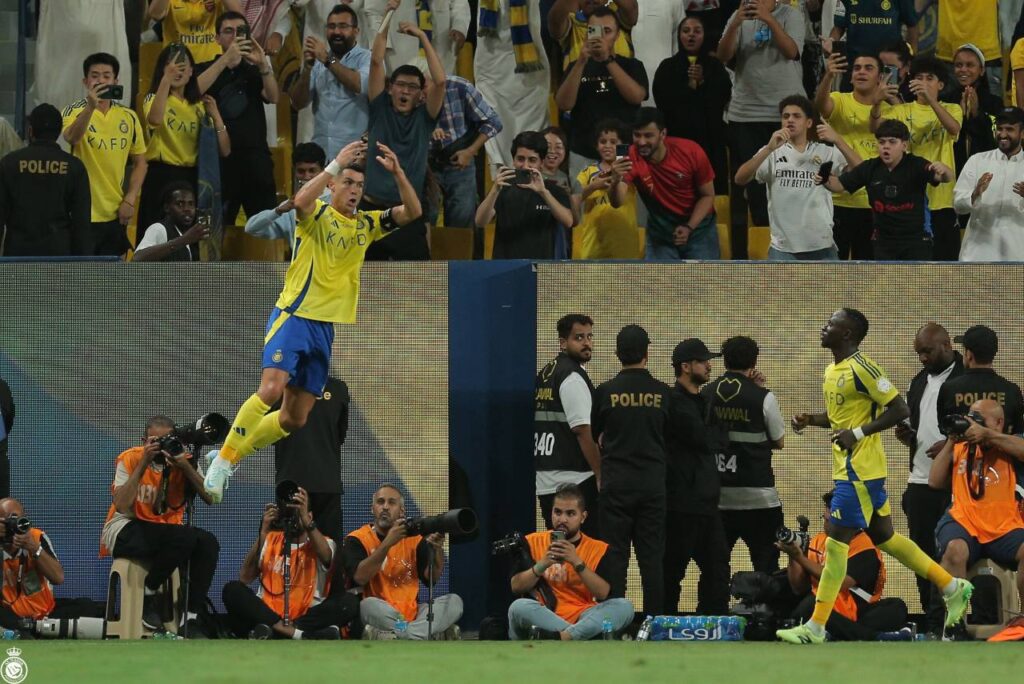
[261,307,334,397]
[830,478,891,529]
[935,512,1024,567]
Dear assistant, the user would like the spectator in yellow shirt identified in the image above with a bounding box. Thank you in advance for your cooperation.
[148,0,244,64]
[571,120,638,259]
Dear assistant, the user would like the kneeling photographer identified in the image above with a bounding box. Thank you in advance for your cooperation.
[506,484,633,640]
[343,484,464,640]
[0,498,65,633]
[222,482,358,640]
[780,491,910,641]
[99,415,220,634]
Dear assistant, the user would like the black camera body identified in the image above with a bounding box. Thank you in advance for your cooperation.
[491,531,528,557]
[775,515,811,553]
[940,410,985,437]
[152,413,230,464]
[272,480,304,538]
[3,514,30,544]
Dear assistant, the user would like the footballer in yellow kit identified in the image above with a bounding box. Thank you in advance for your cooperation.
[778,309,972,644]
[203,140,422,503]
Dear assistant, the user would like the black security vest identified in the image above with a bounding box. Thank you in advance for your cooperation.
[702,371,775,488]
[534,353,595,473]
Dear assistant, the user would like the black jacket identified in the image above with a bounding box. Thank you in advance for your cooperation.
[665,383,724,514]
[0,141,91,256]
[907,352,965,431]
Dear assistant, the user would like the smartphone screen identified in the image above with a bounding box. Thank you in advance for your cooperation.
[884,65,900,85]
[615,143,630,158]
[832,40,847,58]
[514,169,533,185]
[100,85,124,100]
[551,530,566,542]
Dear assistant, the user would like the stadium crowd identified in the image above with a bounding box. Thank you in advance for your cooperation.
[5,0,1024,262]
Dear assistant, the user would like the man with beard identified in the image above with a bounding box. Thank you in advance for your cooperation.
[609,107,717,260]
[343,484,463,640]
[535,314,601,538]
[289,4,372,160]
[132,182,210,261]
[954,107,1024,261]
[508,484,632,640]
[778,308,972,644]
[663,338,730,615]
[894,323,962,627]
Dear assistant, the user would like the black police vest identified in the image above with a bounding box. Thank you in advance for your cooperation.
[534,353,595,473]
[702,372,774,488]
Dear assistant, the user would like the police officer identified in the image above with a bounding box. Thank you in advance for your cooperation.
[938,326,1023,434]
[664,338,731,615]
[592,324,671,615]
[0,104,91,256]
[701,336,786,575]
[535,314,601,538]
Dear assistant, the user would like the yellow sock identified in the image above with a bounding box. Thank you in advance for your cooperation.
[878,533,954,587]
[810,537,849,626]
[233,410,290,461]
[221,394,272,463]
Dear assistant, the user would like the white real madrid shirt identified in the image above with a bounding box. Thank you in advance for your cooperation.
[754,141,847,254]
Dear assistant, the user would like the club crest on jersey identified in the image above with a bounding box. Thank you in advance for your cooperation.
[877,378,893,393]
[119,120,129,134]
[272,350,284,363]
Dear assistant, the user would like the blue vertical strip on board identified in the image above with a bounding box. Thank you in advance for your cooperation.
[448,261,537,629]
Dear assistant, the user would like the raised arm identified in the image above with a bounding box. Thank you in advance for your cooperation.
[376,143,422,225]
[368,7,390,100]
[548,0,579,43]
[398,21,446,117]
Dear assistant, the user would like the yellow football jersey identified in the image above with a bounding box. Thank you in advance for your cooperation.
[61,101,147,222]
[274,200,391,324]
[884,102,962,211]
[142,93,205,167]
[574,164,639,259]
[827,93,887,209]
[823,351,900,482]
[163,0,224,64]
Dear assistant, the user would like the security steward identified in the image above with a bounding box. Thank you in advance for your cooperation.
[702,336,786,575]
[0,104,91,256]
[535,314,601,538]
[665,338,731,615]
[592,324,671,616]
[938,326,1024,434]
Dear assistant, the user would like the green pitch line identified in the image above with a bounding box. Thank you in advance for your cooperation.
[9,641,1022,684]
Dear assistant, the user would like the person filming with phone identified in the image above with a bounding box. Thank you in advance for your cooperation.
[133,182,210,261]
[475,131,574,259]
[508,484,633,640]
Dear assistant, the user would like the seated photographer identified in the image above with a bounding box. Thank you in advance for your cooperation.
[99,415,219,634]
[222,485,358,640]
[343,484,463,640]
[508,484,632,641]
[929,399,1024,624]
[0,498,64,632]
[780,491,910,641]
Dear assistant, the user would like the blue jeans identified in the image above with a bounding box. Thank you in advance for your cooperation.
[507,597,634,640]
[767,245,839,261]
[644,215,720,261]
[436,162,477,229]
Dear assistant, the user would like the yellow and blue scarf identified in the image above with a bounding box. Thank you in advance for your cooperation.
[416,0,433,57]
[478,0,542,73]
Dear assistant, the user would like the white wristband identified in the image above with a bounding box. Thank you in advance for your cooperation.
[852,427,866,441]
[325,160,342,177]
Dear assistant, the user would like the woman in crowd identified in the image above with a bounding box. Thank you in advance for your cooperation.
[652,15,731,194]
[540,125,572,197]
[137,44,231,241]
[950,44,1002,176]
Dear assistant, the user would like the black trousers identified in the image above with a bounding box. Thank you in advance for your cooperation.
[307,492,343,542]
[359,197,430,261]
[721,506,783,575]
[220,148,277,226]
[137,162,197,241]
[600,488,665,615]
[221,580,359,637]
[873,237,934,261]
[0,443,8,499]
[833,206,874,260]
[91,219,132,256]
[663,511,731,615]
[902,483,951,624]
[930,208,960,261]
[726,120,775,259]
[538,476,601,540]
[793,593,907,641]
[112,520,220,612]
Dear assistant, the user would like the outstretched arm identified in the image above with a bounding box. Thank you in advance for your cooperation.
[377,143,422,225]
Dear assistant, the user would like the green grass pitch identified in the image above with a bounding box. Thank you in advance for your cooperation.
[6,641,1023,684]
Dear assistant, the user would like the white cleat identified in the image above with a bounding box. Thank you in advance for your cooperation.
[203,450,235,504]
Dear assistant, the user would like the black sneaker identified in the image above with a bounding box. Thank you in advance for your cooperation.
[528,625,561,640]
[302,625,341,640]
[142,594,163,631]
[249,624,274,640]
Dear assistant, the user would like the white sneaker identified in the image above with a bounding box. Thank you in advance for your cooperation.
[203,450,235,504]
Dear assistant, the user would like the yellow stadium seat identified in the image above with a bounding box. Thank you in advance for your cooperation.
[748,226,771,260]
[717,223,731,260]
[638,227,645,257]
[431,226,473,260]
[484,224,495,259]
[713,194,730,229]
[271,145,292,200]
[222,225,287,261]
[138,43,162,103]
[457,42,474,81]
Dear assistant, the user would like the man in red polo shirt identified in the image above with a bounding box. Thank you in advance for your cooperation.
[609,107,717,260]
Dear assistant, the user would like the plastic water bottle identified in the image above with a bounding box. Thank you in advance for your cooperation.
[602,618,614,640]
[0,630,19,640]
[394,617,408,639]
[636,616,653,642]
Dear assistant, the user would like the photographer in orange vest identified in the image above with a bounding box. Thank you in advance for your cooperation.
[0,498,64,633]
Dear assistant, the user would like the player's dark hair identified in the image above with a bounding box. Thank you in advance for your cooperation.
[144,414,175,438]
[161,181,195,207]
[294,142,327,168]
[328,3,359,27]
[553,483,587,512]
[878,40,912,67]
[216,11,248,34]
[875,119,910,141]
[633,107,665,131]
[511,131,548,159]
[389,64,426,89]
[778,94,814,119]
[822,490,835,508]
[83,52,120,78]
[909,55,947,85]
[557,314,594,339]
[722,336,759,371]
[343,163,365,175]
[841,308,870,343]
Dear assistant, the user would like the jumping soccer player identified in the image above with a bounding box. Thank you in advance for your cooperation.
[776,308,973,644]
[202,139,421,503]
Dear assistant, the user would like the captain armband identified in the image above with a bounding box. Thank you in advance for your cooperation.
[379,208,400,234]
